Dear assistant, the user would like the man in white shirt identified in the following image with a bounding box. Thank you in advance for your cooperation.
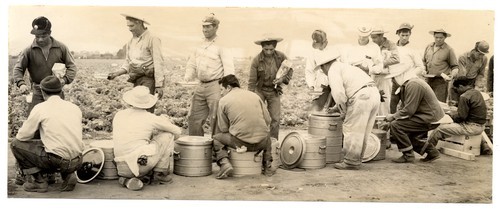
[11,75,84,192]
[305,30,332,112]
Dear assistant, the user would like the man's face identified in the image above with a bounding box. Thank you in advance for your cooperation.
[358,36,370,44]
[471,49,485,61]
[202,24,218,39]
[370,34,384,46]
[127,20,142,37]
[433,33,447,46]
[34,34,51,47]
[219,84,230,97]
[262,44,276,57]
[398,31,411,45]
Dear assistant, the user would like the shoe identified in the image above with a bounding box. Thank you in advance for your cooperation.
[118,177,143,191]
[152,171,173,184]
[392,155,415,163]
[23,175,48,193]
[15,173,26,185]
[262,160,276,176]
[47,173,57,185]
[60,173,77,192]
[420,149,441,163]
[215,160,234,179]
[333,162,360,170]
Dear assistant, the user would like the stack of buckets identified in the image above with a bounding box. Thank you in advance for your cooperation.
[308,114,343,164]
[90,140,118,180]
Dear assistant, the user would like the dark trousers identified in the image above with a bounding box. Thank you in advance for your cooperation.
[134,76,156,113]
[389,118,439,155]
[427,77,448,103]
[10,139,82,176]
[256,88,281,139]
[213,133,272,165]
[390,78,400,114]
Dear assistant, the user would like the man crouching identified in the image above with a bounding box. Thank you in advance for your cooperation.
[113,86,182,191]
[213,75,274,179]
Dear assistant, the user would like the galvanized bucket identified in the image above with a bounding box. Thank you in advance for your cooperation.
[308,114,343,163]
[90,140,118,180]
[173,136,213,177]
[371,129,387,161]
[280,132,327,169]
[229,148,262,177]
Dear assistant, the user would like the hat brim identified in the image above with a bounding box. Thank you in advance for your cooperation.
[429,31,451,37]
[314,55,340,69]
[121,14,150,25]
[122,91,158,109]
[384,68,410,79]
[254,38,283,45]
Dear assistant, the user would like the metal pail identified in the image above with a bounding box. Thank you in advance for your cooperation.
[173,136,213,177]
[371,129,387,161]
[308,114,343,163]
[90,140,118,180]
[229,148,262,177]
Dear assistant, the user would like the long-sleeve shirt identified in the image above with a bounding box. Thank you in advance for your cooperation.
[305,48,329,89]
[394,78,444,124]
[379,38,400,69]
[184,36,235,82]
[16,96,83,159]
[13,37,77,87]
[217,88,271,144]
[327,61,375,113]
[457,51,488,82]
[346,42,383,75]
[423,42,459,76]
[388,44,425,76]
[121,30,165,87]
[451,88,487,124]
[248,50,293,92]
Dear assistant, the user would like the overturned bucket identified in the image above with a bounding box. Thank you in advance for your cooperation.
[280,131,327,170]
[229,148,262,177]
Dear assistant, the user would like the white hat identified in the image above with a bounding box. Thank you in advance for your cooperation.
[314,49,341,68]
[358,26,372,37]
[121,13,150,25]
[371,26,388,35]
[254,33,284,45]
[123,86,158,109]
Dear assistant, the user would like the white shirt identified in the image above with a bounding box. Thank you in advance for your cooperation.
[305,48,329,90]
[346,42,384,74]
[388,44,425,76]
[16,96,84,159]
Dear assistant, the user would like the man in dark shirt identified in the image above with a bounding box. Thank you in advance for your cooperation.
[428,76,487,146]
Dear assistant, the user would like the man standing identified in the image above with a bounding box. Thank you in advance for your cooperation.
[213,75,274,179]
[423,29,459,103]
[13,16,77,115]
[385,65,445,163]
[11,76,83,193]
[305,30,332,112]
[428,77,487,147]
[370,27,400,116]
[347,26,383,76]
[248,33,293,141]
[113,86,182,191]
[108,14,166,112]
[389,23,425,113]
[184,14,235,136]
[316,49,380,170]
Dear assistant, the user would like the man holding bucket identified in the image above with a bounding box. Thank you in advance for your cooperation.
[315,49,380,170]
[213,75,274,179]
[113,86,182,191]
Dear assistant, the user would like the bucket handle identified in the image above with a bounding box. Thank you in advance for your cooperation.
[173,151,180,160]
[328,123,338,131]
[318,145,326,154]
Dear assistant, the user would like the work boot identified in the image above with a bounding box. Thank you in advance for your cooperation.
[23,173,48,193]
[47,173,57,184]
[333,162,361,170]
[215,158,233,179]
[420,148,441,163]
[262,160,275,177]
[118,177,143,191]
[15,173,26,185]
[152,171,173,184]
[60,173,77,192]
[392,152,415,163]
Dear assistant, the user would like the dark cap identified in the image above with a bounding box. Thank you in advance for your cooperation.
[312,30,327,49]
[202,13,220,26]
[475,40,489,54]
[453,76,475,87]
[396,23,413,34]
[31,16,52,35]
[40,75,62,93]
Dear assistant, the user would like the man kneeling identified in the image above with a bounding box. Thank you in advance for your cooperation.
[214,75,274,179]
[113,86,182,191]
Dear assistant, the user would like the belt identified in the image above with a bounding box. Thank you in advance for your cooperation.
[201,78,220,83]
[48,153,82,166]
[351,82,376,98]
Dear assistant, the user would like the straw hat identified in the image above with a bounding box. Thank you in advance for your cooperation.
[121,14,150,25]
[123,86,158,109]
[254,33,283,45]
[371,26,388,35]
[429,29,451,37]
[314,49,341,68]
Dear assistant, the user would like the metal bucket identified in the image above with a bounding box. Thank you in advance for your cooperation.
[308,114,343,163]
[173,136,213,177]
[229,148,262,177]
[371,129,387,161]
[299,134,327,169]
[90,140,118,180]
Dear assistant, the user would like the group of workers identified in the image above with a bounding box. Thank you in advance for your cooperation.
[10,12,492,192]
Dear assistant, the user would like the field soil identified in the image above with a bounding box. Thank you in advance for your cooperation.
[7,129,493,204]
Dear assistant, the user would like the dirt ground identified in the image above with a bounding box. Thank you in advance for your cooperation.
[6,129,494,206]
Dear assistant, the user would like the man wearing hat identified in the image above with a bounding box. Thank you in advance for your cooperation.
[370,26,400,116]
[347,26,383,75]
[13,16,77,114]
[184,14,235,136]
[384,62,444,163]
[113,86,182,191]
[389,23,425,114]
[305,30,334,112]
[10,75,84,192]
[448,41,490,103]
[108,14,166,112]
[248,33,293,140]
[423,28,459,103]
[316,49,380,170]
[213,75,274,179]
[12,15,77,185]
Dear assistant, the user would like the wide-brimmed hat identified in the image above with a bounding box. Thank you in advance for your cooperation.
[358,26,372,37]
[123,86,158,109]
[475,40,489,54]
[31,16,52,35]
[40,75,62,93]
[202,13,220,26]
[121,14,150,25]
[396,23,413,33]
[429,29,451,37]
[254,33,283,45]
[314,49,341,68]
[371,26,388,35]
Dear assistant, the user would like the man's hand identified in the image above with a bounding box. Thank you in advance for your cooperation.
[19,84,29,94]
[107,72,118,80]
[385,114,395,122]
[155,87,164,99]
[273,77,284,85]
[59,78,66,85]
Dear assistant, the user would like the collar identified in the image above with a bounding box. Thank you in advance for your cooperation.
[397,40,409,47]
[134,30,150,40]
[31,37,61,49]
[432,42,448,49]
[204,35,218,42]
[258,50,283,62]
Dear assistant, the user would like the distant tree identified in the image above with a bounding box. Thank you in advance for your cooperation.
[116,44,126,59]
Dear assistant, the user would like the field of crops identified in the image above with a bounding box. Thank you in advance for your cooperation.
[7,58,312,138]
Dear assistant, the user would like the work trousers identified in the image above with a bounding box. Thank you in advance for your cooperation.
[428,122,485,147]
[255,88,281,140]
[187,80,221,136]
[213,132,272,165]
[372,74,391,116]
[427,77,448,103]
[390,118,439,155]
